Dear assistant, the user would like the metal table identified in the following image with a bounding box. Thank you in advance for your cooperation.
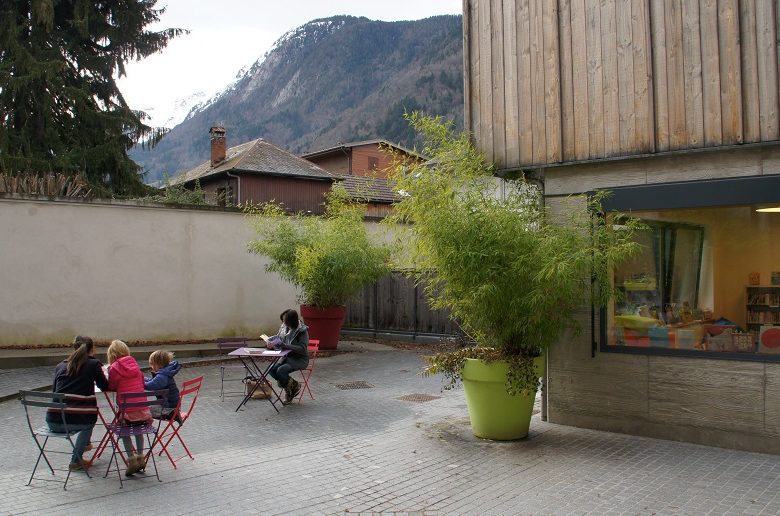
[228,348,290,413]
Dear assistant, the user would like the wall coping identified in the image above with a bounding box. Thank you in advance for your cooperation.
[0,193,243,213]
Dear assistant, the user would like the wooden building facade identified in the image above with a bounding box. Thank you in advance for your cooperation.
[465,0,779,168]
[464,0,780,453]
[173,127,335,214]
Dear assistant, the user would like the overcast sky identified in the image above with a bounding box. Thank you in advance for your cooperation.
[117,0,463,125]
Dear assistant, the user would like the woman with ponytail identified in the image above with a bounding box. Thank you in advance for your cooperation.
[45,335,109,471]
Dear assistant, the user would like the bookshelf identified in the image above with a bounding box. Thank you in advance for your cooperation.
[746,285,780,330]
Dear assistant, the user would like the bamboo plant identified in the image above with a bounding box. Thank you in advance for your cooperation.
[246,184,392,309]
[386,113,642,395]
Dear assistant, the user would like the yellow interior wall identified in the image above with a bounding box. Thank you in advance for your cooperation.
[633,206,780,328]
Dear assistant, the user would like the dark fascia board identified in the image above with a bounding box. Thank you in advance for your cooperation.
[597,174,780,212]
[183,168,335,186]
[302,139,425,161]
[300,145,353,160]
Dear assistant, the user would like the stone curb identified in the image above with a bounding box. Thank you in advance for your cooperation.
[0,356,234,404]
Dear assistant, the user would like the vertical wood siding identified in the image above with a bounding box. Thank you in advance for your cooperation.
[240,175,331,215]
[350,145,395,178]
[463,0,780,168]
[345,272,462,336]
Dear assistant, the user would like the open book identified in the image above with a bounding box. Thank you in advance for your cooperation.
[260,334,282,347]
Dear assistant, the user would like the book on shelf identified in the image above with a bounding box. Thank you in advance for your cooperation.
[747,292,780,305]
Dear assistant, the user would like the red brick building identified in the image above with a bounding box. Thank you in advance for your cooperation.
[302,139,423,218]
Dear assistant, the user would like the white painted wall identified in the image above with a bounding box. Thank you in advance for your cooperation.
[0,195,298,345]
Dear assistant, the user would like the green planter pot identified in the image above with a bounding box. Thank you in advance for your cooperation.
[461,355,545,440]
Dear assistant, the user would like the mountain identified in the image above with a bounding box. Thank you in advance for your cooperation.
[154,91,211,129]
[131,15,464,183]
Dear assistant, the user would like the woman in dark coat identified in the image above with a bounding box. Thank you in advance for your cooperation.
[267,309,310,403]
[46,336,109,470]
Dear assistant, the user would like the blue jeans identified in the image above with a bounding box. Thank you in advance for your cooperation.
[47,422,94,464]
[268,362,295,388]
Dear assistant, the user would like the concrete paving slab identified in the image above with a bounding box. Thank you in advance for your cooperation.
[1,340,778,515]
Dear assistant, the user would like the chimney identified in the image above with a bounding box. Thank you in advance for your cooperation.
[210,126,226,166]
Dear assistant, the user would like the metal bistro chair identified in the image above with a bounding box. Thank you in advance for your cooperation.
[19,390,98,490]
[217,336,252,401]
[104,390,167,488]
[153,375,204,469]
[297,339,320,404]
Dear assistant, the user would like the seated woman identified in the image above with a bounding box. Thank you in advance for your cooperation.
[46,335,109,471]
[267,309,310,404]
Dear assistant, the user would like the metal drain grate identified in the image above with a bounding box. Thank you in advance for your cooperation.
[335,380,374,390]
[397,393,441,403]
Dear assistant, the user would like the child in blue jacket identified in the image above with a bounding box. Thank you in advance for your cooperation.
[144,350,181,419]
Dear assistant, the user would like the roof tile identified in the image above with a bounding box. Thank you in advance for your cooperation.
[173,139,334,184]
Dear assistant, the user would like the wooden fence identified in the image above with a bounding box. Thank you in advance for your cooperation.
[344,272,461,337]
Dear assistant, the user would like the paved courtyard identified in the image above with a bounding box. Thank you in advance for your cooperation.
[1,340,780,515]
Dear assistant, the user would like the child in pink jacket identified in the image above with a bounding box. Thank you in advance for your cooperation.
[107,339,152,476]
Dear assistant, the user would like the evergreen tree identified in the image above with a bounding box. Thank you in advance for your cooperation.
[0,0,185,196]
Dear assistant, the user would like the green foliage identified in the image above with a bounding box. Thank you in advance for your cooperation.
[421,347,541,396]
[387,114,643,394]
[139,177,210,206]
[246,184,393,308]
[0,0,186,196]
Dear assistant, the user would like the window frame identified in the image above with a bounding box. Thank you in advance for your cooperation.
[596,174,780,362]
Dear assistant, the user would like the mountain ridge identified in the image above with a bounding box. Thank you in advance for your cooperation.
[131,15,464,182]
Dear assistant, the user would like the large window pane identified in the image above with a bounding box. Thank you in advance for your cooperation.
[607,204,780,358]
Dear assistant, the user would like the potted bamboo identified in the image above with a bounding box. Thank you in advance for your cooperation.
[247,185,392,349]
[386,114,641,440]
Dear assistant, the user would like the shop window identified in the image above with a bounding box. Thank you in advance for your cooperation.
[606,204,780,359]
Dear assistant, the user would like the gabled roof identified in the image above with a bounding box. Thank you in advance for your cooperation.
[339,175,398,204]
[172,138,335,185]
[301,139,424,161]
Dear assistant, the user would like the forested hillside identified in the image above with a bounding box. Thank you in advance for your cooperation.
[132,15,464,182]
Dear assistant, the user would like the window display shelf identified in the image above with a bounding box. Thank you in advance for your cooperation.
[747,286,780,328]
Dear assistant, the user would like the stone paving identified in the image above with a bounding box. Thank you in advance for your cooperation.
[1,340,780,515]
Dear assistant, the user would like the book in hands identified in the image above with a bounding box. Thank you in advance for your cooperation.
[260,334,282,347]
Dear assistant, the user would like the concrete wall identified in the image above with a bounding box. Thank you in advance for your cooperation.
[0,195,298,345]
[543,144,780,453]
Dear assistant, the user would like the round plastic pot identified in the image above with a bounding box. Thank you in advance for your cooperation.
[461,355,545,440]
[299,305,347,350]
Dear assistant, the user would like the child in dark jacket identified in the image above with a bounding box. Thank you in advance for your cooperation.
[144,350,181,419]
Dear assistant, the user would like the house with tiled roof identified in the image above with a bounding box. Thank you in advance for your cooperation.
[173,127,336,214]
[301,139,424,218]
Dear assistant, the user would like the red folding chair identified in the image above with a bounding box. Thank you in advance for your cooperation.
[153,376,204,469]
[297,339,320,404]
